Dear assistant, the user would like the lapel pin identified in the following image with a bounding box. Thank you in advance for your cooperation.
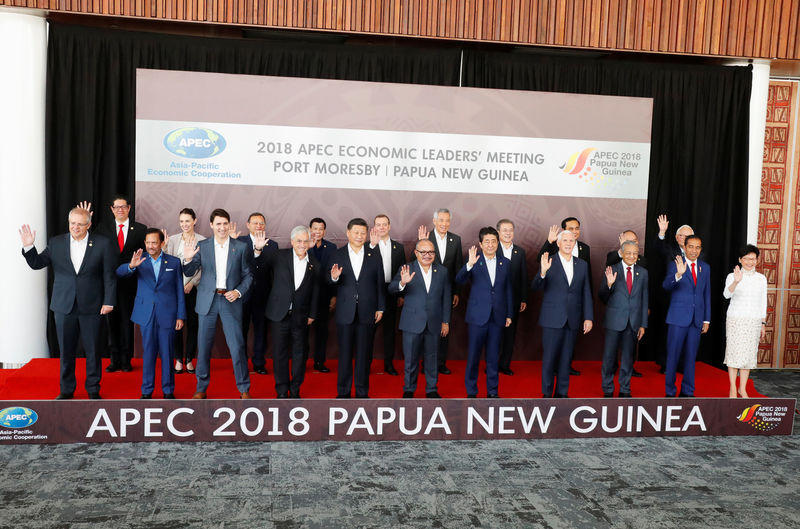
[499,262,503,266]
[368,253,372,257]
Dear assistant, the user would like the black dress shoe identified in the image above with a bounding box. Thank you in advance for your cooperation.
[499,368,514,376]
[631,369,643,378]
[336,394,350,399]
[553,393,568,398]
[163,393,175,399]
[569,367,580,376]
[678,392,694,398]
[254,366,268,375]
[384,364,399,376]
[173,367,184,375]
[618,392,632,398]
[402,391,414,398]
[186,366,196,374]
[426,392,441,398]
[487,394,499,398]
[88,392,102,400]
[314,362,330,373]
[659,366,666,374]
[438,366,451,375]
[289,391,301,399]
[276,393,289,399]
[105,364,121,373]
[121,363,133,373]
[141,393,152,399]
[55,392,73,400]
[467,394,477,398]
[603,393,614,398]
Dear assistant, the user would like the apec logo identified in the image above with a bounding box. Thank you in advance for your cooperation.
[0,407,38,428]
[163,127,226,159]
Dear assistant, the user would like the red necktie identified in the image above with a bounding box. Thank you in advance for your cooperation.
[626,266,632,294]
[117,224,125,252]
[691,262,697,285]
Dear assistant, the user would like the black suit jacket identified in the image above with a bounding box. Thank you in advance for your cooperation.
[427,231,463,296]
[539,239,592,290]
[651,236,683,265]
[264,249,320,322]
[237,235,279,302]
[309,238,338,301]
[96,220,147,266]
[23,233,117,314]
[503,244,529,310]
[327,245,386,325]
[372,238,406,285]
[605,250,648,269]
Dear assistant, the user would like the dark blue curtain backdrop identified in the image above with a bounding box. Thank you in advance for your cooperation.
[45,23,751,365]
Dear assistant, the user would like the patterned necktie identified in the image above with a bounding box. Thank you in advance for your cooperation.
[691,262,697,285]
[117,224,125,252]
[626,266,633,294]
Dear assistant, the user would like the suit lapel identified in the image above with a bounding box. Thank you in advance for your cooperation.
[76,235,95,275]
[226,239,236,281]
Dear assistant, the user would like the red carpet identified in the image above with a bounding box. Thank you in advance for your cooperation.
[0,358,765,400]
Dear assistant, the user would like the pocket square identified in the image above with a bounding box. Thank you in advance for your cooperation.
[166,268,175,271]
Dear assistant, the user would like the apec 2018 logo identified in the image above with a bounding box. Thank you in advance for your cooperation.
[163,127,226,159]
[0,407,39,428]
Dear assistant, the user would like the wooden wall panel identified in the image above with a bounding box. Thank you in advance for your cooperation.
[2,0,799,59]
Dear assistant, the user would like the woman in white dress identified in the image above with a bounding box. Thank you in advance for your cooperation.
[166,208,206,374]
[723,244,767,398]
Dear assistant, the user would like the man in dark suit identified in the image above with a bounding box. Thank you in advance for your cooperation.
[94,195,147,373]
[599,241,648,398]
[496,219,528,376]
[531,230,593,398]
[389,239,451,398]
[264,226,320,399]
[662,234,710,397]
[236,212,278,375]
[115,229,186,399]
[652,214,693,264]
[328,218,386,398]
[20,207,116,399]
[538,216,591,376]
[182,208,254,399]
[456,227,513,398]
[369,214,405,375]
[418,208,463,374]
[605,230,649,269]
[308,217,337,373]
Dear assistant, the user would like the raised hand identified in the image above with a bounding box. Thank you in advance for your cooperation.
[330,263,342,281]
[229,222,241,239]
[129,248,146,268]
[369,226,379,247]
[253,231,268,251]
[418,225,429,241]
[674,255,686,278]
[399,264,416,286]
[618,232,626,246]
[467,245,479,267]
[540,251,552,276]
[183,238,198,261]
[77,201,93,217]
[733,265,743,283]
[605,266,617,288]
[19,224,36,247]
[657,214,669,236]
[160,229,169,248]
[547,225,560,243]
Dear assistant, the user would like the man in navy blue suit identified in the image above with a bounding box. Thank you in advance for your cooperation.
[328,218,386,398]
[308,217,337,373]
[599,240,648,398]
[116,229,186,399]
[531,230,593,398]
[183,208,254,399]
[389,239,451,398]
[662,234,710,397]
[455,227,513,398]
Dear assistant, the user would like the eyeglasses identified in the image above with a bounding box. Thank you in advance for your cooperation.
[111,205,130,210]
[416,250,436,256]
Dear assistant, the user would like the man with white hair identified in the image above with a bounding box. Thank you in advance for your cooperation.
[263,226,321,399]
[653,214,693,263]
[531,230,593,398]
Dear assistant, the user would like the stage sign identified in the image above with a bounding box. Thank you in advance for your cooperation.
[0,398,793,444]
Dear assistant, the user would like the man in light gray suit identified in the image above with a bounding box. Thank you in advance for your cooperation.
[598,240,648,398]
[182,208,254,399]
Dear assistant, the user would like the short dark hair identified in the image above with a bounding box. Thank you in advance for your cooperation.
[738,244,760,259]
[347,218,369,231]
[179,208,196,220]
[684,234,702,246]
[374,214,390,224]
[247,212,265,223]
[145,228,164,242]
[479,226,499,243]
[561,217,580,229]
[111,194,130,206]
[209,208,230,223]
[309,217,326,229]
[496,219,514,230]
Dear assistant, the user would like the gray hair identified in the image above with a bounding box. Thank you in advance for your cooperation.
[676,224,694,235]
[433,208,451,220]
[620,240,639,253]
[496,219,514,230]
[290,225,309,240]
[68,208,91,222]
[557,230,576,242]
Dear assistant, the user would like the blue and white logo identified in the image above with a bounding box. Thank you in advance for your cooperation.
[163,127,227,159]
[0,407,38,428]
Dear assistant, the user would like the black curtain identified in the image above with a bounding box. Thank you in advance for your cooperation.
[462,50,752,366]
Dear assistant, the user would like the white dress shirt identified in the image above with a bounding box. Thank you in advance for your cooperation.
[723,269,767,319]
[434,231,448,262]
[559,253,574,285]
[293,252,308,290]
[214,237,230,290]
[70,235,89,274]
[485,256,497,285]
[501,243,514,260]
[375,238,392,282]
[348,244,365,280]
[571,242,579,258]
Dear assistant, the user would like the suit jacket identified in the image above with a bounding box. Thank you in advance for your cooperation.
[236,235,279,303]
[599,262,649,331]
[652,236,683,265]
[309,238,338,300]
[662,258,711,327]
[531,254,594,329]
[372,238,406,285]
[539,239,592,290]
[183,237,253,316]
[327,244,386,325]
[503,244,529,310]
[115,253,187,328]
[388,261,451,334]
[96,219,148,266]
[264,249,321,322]
[605,250,648,270]
[455,254,514,327]
[23,233,117,315]
[428,231,464,296]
